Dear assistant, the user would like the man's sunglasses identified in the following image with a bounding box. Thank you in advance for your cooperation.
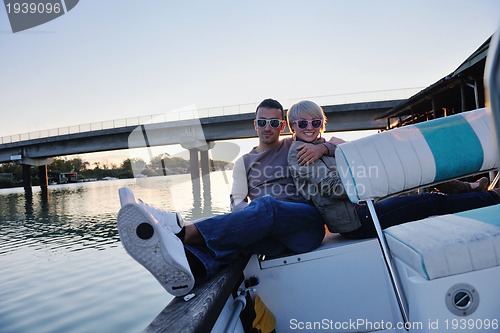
[255,118,284,128]
[293,119,323,129]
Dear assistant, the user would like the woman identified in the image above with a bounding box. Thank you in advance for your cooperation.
[286,100,500,239]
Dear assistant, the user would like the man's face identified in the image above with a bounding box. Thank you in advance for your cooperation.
[254,107,285,146]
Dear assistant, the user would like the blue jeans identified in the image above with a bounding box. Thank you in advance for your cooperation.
[185,196,325,278]
[343,191,500,239]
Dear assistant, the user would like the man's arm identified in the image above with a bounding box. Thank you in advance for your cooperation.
[230,156,249,212]
[296,136,346,165]
[288,140,348,199]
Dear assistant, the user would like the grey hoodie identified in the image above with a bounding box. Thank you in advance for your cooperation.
[288,139,361,233]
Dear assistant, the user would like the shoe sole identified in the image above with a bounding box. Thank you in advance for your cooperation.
[117,204,195,296]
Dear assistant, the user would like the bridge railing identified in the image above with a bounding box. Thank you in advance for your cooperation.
[1,88,422,144]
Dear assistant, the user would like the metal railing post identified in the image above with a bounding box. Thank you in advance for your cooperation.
[366,199,409,329]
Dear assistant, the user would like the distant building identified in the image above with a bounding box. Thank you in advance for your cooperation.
[0,173,14,180]
[48,171,78,184]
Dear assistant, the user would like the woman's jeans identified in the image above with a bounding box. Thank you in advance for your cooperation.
[343,190,500,239]
[185,196,325,278]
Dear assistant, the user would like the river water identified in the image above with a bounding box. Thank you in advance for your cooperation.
[0,172,232,333]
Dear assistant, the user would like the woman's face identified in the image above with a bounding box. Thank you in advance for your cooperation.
[291,115,323,142]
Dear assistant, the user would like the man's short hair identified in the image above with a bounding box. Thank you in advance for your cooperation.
[256,98,285,119]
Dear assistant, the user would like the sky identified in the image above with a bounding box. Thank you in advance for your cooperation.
[1,0,500,164]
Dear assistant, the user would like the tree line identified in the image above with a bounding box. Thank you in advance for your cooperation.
[0,153,232,188]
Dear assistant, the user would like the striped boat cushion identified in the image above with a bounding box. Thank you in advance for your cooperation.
[384,204,500,280]
[335,108,497,203]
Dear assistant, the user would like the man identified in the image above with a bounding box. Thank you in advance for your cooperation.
[117,98,334,297]
[230,98,336,212]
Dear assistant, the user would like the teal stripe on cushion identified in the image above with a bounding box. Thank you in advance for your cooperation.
[415,115,483,181]
[455,204,500,227]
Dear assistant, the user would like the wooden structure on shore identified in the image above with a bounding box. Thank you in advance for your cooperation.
[382,36,491,128]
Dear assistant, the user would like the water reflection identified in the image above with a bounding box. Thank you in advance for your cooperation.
[0,172,231,333]
[191,174,214,218]
[1,190,121,256]
[24,191,34,216]
[1,172,231,256]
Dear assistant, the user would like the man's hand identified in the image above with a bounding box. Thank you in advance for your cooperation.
[296,143,327,166]
[296,137,347,165]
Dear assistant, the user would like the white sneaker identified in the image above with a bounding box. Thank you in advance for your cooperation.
[119,187,137,206]
[118,187,184,234]
[139,201,184,234]
[117,203,195,297]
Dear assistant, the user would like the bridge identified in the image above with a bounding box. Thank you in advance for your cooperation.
[0,92,416,196]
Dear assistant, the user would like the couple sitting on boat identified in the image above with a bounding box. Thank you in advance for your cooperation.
[116,98,500,297]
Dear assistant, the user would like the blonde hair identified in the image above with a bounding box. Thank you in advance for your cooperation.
[287,100,327,132]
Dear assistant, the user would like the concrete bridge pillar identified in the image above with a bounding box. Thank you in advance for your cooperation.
[181,141,215,203]
[38,165,49,198]
[22,164,32,195]
[189,148,201,183]
[17,157,53,199]
[200,149,210,178]
[199,149,211,204]
[181,141,215,184]
[188,148,202,201]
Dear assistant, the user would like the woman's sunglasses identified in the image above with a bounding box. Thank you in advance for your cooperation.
[293,119,323,129]
[255,118,284,128]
